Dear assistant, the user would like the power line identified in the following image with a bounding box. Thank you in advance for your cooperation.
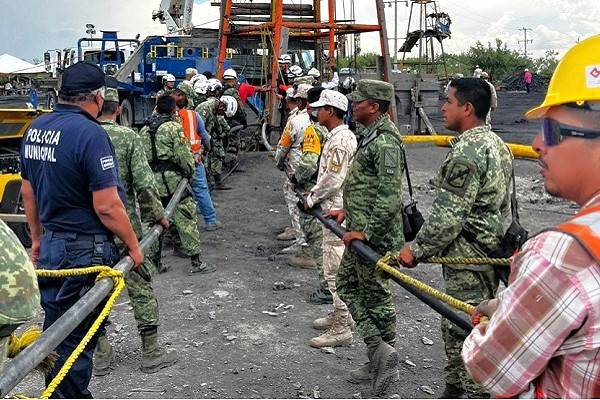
[518,26,533,57]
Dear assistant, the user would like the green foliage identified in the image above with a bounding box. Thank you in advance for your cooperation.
[532,50,560,77]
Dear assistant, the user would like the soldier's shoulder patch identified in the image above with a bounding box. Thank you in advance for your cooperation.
[327,147,347,173]
[302,126,321,155]
[441,159,477,196]
[379,145,400,175]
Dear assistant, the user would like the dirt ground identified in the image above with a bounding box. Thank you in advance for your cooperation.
[9,90,575,399]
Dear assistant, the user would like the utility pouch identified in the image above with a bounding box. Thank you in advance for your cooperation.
[400,146,424,241]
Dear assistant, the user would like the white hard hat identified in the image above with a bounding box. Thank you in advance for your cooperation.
[162,73,176,83]
[220,95,238,117]
[289,65,303,77]
[185,67,198,76]
[191,73,207,86]
[223,68,238,80]
[278,54,292,65]
[341,76,356,90]
[286,87,296,99]
[309,89,348,112]
[524,68,529,72]
[475,64,480,68]
[194,80,209,95]
[207,78,223,92]
[307,68,321,78]
[292,83,312,99]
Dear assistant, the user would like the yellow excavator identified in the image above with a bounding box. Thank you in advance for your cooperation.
[0,108,48,246]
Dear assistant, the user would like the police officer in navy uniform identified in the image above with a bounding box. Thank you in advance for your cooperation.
[19,62,142,398]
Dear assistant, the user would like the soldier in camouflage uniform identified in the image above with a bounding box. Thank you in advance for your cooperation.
[139,95,215,274]
[398,78,512,398]
[329,80,405,396]
[0,219,40,374]
[195,80,231,190]
[291,86,330,300]
[94,88,178,375]
[222,69,247,164]
[156,73,176,98]
[304,89,358,349]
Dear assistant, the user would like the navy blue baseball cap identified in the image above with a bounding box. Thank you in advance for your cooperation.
[60,62,112,94]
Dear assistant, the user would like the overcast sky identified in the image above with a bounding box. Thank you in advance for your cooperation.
[1,0,597,63]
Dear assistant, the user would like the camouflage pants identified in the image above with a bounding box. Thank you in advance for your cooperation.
[299,212,324,284]
[125,259,159,333]
[442,265,497,397]
[337,249,396,345]
[171,196,202,256]
[283,180,304,241]
[323,228,348,313]
[207,139,225,177]
[0,335,8,374]
[225,126,241,158]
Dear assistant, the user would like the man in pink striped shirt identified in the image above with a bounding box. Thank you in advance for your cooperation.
[462,35,600,398]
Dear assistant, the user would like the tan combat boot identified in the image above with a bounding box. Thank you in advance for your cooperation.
[140,330,178,373]
[371,341,400,396]
[276,226,296,241]
[347,362,371,384]
[309,311,353,348]
[287,246,317,269]
[92,333,114,376]
[313,311,355,330]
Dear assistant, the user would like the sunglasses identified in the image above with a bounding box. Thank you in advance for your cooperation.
[541,117,600,146]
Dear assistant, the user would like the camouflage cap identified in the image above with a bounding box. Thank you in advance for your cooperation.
[346,79,394,102]
[294,75,315,85]
[176,81,195,99]
[104,87,119,103]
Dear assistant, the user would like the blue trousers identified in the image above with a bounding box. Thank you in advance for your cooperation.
[191,162,217,225]
[38,231,120,399]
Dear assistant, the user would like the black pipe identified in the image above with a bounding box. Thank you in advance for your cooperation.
[302,203,473,333]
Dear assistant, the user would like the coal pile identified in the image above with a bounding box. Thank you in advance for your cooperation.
[498,72,550,92]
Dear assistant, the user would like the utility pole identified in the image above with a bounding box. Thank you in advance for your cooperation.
[518,27,533,58]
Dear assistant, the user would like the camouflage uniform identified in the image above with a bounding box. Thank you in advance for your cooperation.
[295,123,328,284]
[195,98,229,179]
[307,123,357,317]
[275,108,311,242]
[410,125,512,397]
[0,219,40,373]
[139,117,202,257]
[101,120,164,332]
[156,88,174,98]
[337,114,405,346]
[223,86,247,160]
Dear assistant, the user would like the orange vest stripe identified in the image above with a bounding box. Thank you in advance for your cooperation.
[179,109,202,153]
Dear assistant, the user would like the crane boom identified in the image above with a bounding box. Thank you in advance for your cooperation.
[152,0,194,34]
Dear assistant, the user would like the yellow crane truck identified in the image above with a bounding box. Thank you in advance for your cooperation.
[0,108,48,246]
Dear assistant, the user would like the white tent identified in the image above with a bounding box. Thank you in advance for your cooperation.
[0,53,46,74]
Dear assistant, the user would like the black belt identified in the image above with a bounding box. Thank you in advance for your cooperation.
[45,230,113,242]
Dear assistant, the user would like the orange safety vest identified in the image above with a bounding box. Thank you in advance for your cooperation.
[178,109,202,154]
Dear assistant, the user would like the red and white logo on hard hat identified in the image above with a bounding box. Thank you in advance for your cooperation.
[586,65,600,88]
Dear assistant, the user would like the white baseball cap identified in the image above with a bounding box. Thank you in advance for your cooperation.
[309,89,348,112]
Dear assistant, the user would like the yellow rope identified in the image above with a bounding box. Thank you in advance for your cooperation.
[426,256,511,266]
[376,254,476,315]
[33,266,125,399]
[7,326,42,358]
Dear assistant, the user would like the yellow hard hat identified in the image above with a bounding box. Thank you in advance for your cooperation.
[526,34,600,119]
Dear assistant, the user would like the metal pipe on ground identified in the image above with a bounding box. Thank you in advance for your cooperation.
[0,179,189,397]
[304,205,473,333]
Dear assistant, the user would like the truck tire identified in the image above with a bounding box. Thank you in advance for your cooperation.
[119,99,134,127]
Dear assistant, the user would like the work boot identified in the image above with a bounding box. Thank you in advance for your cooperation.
[371,341,400,396]
[287,246,316,269]
[214,174,232,190]
[280,238,307,254]
[204,221,222,231]
[92,334,114,376]
[276,226,296,241]
[347,362,371,384]
[189,254,217,274]
[307,285,333,305]
[140,330,178,374]
[314,311,355,330]
[172,246,188,258]
[309,312,352,348]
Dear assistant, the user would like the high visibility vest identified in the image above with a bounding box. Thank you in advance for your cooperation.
[554,204,600,263]
[178,109,202,153]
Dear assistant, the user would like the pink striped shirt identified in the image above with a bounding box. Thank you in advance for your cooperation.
[462,194,600,398]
